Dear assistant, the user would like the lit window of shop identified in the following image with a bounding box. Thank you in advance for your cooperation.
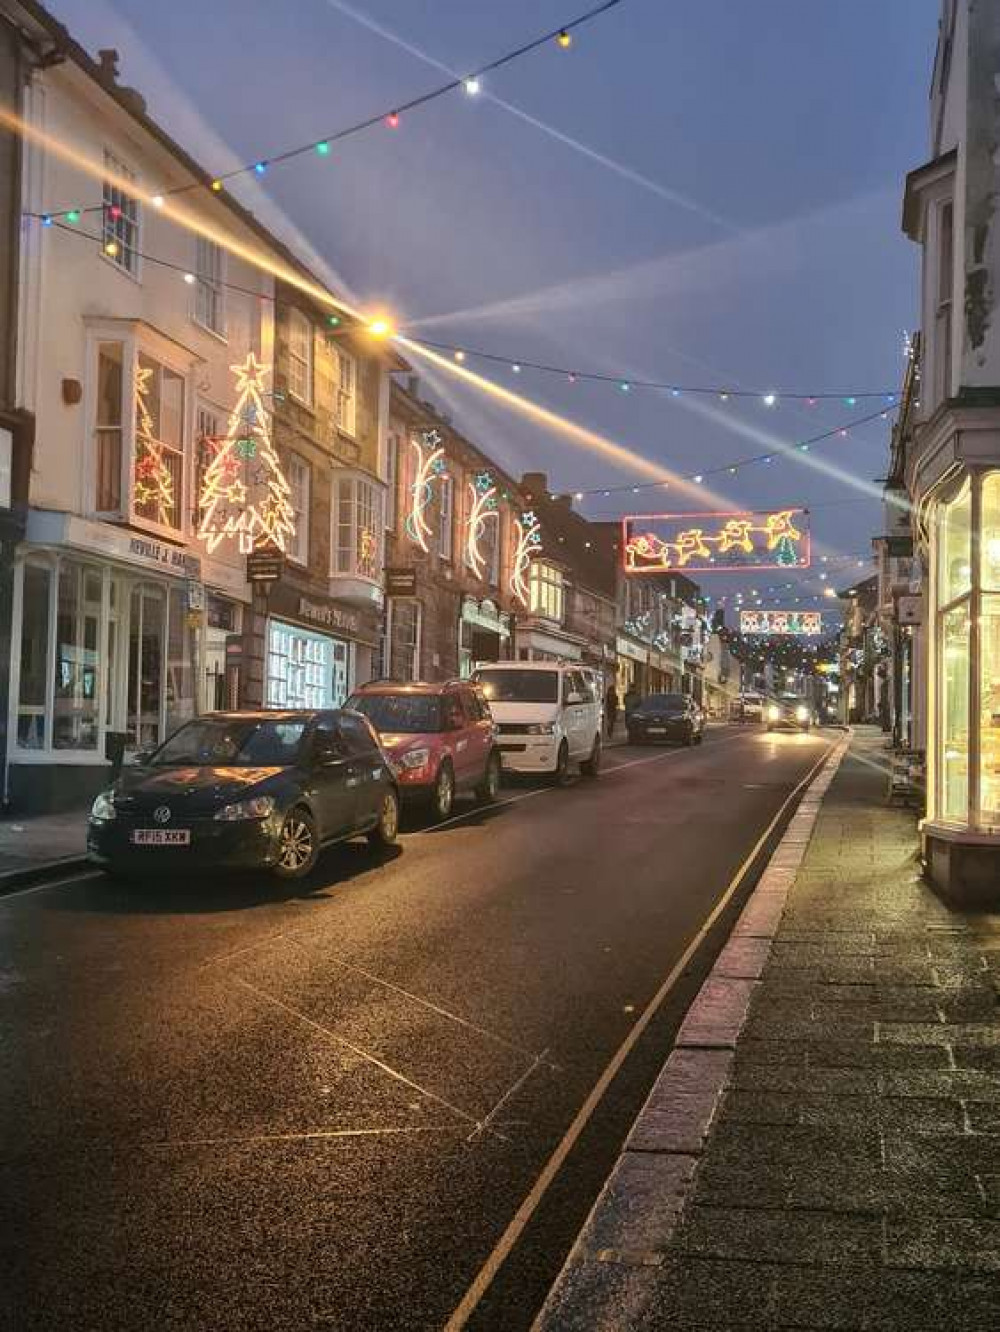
[389,601,421,681]
[266,620,351,709]
[333,473,382,581]
[980,473,1000,823]
[529,562,564,622]
[134,353,185,532]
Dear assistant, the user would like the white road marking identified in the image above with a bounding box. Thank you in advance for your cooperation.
[0,869,102,904]
[442,736,835,1331]
[147,1124,465,1149]
[467,1049,550,1144]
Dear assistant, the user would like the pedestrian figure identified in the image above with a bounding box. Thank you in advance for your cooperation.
[605,684,619,738]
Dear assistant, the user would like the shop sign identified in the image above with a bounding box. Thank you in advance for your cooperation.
[385,567,418,598]
[297,595,360,637]
[127,534,201,578]
[246,548,285,584]
[616,635,648,664]
[462,596,510,636]
[225,634,244,662]
[186,580,205,612]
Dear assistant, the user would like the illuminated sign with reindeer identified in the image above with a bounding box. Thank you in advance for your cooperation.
[622,509,810,574]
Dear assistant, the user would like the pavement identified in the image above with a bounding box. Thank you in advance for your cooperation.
[0,808,88,886]
[537,727,1000,1331]
[0,723,828,1332]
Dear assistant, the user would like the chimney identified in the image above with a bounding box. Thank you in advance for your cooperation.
[521,471,548,503]
[97,49,148,116]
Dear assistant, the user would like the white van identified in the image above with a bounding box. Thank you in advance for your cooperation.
[471,662,603,780]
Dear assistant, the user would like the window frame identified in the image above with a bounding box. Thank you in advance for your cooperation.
[335,347,357,438]
[133,350,187,536]
[331,470,384,583]
[387,598,421,682]
[285,452,312,568]
[287,308,315,406]
[193,236,227,339]
[102,148,141,279]
[528,561,565,623]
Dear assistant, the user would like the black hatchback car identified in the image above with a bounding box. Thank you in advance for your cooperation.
[87,710,400,880]
[627,692,705,746]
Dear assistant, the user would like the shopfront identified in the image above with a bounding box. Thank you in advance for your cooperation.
[925,470,1000,899]
[459,596,511,675]
[8,511,207,812]
[616,633,648,700]
[264,585,381,709]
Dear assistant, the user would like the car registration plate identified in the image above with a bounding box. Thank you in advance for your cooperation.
[648,726,667,734]
[131,829,191,846]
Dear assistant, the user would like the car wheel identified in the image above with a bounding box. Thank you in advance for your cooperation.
[432,762,455,821]
[368,788,400,847]
[476,750,502,803]
[581,735,602,777]
[273,806,319,880]
[552,740,570,785]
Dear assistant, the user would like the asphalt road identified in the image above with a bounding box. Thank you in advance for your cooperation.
[1,724,833,1332]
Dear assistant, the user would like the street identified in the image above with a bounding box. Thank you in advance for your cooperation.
[1,725,832,1332]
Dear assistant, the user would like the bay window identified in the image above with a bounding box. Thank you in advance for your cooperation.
[529,562,565,623]
[134,352,184,531]
[95,342,124,513]
[332,472,383,583]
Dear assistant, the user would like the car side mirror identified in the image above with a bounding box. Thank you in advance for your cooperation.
[130,746,156,766]
[314,741,345,767]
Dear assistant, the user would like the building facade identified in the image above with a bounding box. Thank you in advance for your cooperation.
[382,380,524,681]
[898,0,1000,899]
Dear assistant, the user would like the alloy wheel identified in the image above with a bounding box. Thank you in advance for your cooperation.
[435,765,454,820]
[380,792,399,841]
[278,816,313,871]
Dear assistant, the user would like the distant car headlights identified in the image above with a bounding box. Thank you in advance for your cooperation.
[400,747,431,769]
[796,705,810,722]
[214,795,276,822]
[524,722,556,736]
[767,705,781,722]
[90,791,117,822]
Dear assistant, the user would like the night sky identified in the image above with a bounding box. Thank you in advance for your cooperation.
[50,0,941,614]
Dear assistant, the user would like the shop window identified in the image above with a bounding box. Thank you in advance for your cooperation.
[95,341,124,513]
[333,473,382,581]
[17,562,52,750]
[980,474,1000,822]
[390,601,420,681]
[286,454,311,566]
[53,562,102,751]
[941,602,970,821]
[102,150,140,276]
[194,237,226,337]
[937,477,971,606]
[134,353,185,532]
[288,309,314,405]
[267,621,350,709]
[166,586,196,738]
[335,348,357,437]
[529,562,564,622]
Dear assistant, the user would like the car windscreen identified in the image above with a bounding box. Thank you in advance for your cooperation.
[347,693,442,734]
[637,693,687,712]
[473,669,559,704]
[149,719,307,767]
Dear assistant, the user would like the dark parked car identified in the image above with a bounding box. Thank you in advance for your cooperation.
[87,710,400,880]
[347,680,501,821]
[627,693,705,746]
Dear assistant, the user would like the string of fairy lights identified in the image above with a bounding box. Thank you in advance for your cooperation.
[31,0,626,223]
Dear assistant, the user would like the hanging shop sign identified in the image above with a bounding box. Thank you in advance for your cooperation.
[405,429,448,552]
[197,352,296,556]
[622,509,810,574]
[385,567,418,597]
[739,609,823,636]
[246,547,285,584]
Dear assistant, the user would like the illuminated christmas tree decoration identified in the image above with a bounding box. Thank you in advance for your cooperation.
[134,365,175,526]
[623,508,810,574]
[511,363,522,374]
[466,471,499,580]
[619,381,631,393]
[197,352,295,555]
[368,317,393,338]
[405,429,447,553]
[454,350,466,362]
[671,388,681,397]
[109,204,122,220]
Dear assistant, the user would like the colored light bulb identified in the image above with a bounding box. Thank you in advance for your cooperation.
[211,179,223,192]
[386,112,400,129]
[254,161,267,176]
[556,29,572,48]
[66,209,81,223]
[315,141,331,156]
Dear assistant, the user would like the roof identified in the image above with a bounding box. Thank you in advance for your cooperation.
[902,148,957,239]
[204,710,332,722]
[351,680,471,695]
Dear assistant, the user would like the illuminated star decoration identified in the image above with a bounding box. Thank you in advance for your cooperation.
[133,364,175,525]
[197,351,296,555]
[405,429,447,553]
[466,470,499,579]
[510,509,542,607]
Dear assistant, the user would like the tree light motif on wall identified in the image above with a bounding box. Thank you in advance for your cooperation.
[510,509,542,607]
[466,470,499,581]
[197,352,296,554]
[623,509,809,574]
[405,429,447,552]
[133,365,175,525]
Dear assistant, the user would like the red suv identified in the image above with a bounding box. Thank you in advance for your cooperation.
[346,680,501,821]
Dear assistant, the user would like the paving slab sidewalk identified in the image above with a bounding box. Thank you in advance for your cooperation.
[0,810,89,888]
[538,728,1000,1330]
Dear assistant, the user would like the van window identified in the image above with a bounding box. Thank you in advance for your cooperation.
[564,671,586,703]
[473,669,559,704]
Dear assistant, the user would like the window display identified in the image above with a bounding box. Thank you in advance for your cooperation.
[17,562,51,750]
[53,561,101,751]
[941,603,969,821]
[938,477,971,606]
[266,620,351,710]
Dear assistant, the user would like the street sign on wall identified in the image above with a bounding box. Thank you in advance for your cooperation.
[740,609,823,636]
[623,509,810,574]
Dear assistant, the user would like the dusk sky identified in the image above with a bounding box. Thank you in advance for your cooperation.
[50,0,941,610]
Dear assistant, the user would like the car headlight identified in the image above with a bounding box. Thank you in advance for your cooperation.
[767,705,781,721]
[90,791,117,822]
[524,722,556,736]
[400,747,431,769]
[214,795,276,822]
[796,705,809,722]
